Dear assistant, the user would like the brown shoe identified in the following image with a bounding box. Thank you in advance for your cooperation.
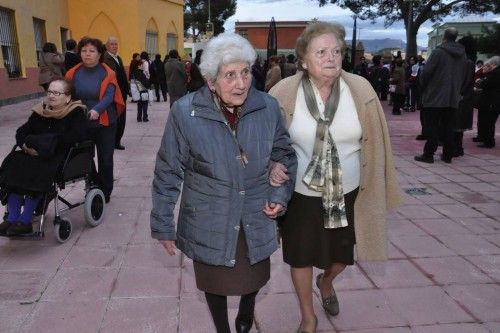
[316,273,339,316]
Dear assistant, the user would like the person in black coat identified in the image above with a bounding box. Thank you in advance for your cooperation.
[0,79,88,236]
[64,39,81,72]
[477,56,500,148]
[151,54,168,102]
[130,59,152,122]
[453,36,476,156]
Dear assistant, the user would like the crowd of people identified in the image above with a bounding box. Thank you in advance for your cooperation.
[0,20,498,333]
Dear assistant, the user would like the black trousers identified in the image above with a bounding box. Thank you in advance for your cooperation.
[483,102,499,146]
[115,97,126,146]
[154,81,168,102]
[392,93,405,114]
[423,107,456,159]
[88,124,116,198]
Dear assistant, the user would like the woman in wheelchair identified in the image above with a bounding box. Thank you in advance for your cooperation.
[0,79,88,237]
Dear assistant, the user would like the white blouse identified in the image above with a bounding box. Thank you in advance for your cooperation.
[288,77,362,197]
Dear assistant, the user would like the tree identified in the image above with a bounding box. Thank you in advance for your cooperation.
[476,24,500,56]
[184,0,237,41]
[315,0,499,57]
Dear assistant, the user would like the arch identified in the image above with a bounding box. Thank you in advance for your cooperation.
[146,17,159,33]
[167,20,178,35]
[88,12,120,41]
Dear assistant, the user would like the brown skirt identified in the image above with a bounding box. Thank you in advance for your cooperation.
[279,188,359,269]
[193,229,270,296]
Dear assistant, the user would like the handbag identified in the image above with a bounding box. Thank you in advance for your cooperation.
[148,89,155,101]
[130,79,141,101]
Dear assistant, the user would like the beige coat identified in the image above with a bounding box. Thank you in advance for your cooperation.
[270,71,403,261]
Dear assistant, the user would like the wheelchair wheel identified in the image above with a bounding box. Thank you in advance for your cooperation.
[54,216,72,243]
[84,188,105,227]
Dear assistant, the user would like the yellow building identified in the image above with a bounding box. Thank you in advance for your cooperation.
[0,0,184,105]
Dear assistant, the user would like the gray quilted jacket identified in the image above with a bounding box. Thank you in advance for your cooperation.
[151,86,297,266]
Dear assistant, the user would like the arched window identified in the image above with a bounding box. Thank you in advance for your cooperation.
[145,18,159,56]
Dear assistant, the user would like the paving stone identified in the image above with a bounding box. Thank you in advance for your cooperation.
[453,217,500,235]
[436,234,500,256]
[429,203,485,218]
[414,256,493,284]
[464,255,500,282]
[111,267,180,298]
[0,301,34,332]
[445,284,500,322]
[390,235,455,258]
[41,268,118,301]
[396,205,445,219]
[359,259,434,288]
[411,218,471,236]
[412,323,490,332]
[62,245,125,269]
[100,297,178,333]
[0,270,49,302]
[122,243,182,268]
[383,286,473,325]
[387,219,427,238]
[19,300,107,333]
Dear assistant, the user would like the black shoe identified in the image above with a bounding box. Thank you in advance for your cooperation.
[235,316,253,333]
[452,149,464,157]
[416,134,426,141]
[143,118,149,122]
[477,143,495,148]
[115,144,125,150]
[137,119,142,122]
[440,154,452,164]
[0,221,12,236]
[6,222,32,236]
[392,111,401,115]
[472,137,483,143]
[414,154,434,164]
[105,195,110,204]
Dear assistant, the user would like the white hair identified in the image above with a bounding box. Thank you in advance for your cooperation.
[485,55,500,68]
[199,32,257,83]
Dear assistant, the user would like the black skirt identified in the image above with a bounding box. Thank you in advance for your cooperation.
[193,229,270,296]
[279,188,358,269]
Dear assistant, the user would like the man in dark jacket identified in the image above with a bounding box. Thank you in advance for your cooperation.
[64,39,80,72]
[414,27,467,164]
[150,54,168,102]
[164,49,187,107]
[103,37,129,150]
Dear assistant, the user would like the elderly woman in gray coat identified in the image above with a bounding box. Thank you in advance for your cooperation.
[151,33,297,333]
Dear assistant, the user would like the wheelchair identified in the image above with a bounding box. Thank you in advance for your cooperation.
[1,140,106,243]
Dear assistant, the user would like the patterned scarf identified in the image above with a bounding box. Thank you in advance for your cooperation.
[301,74,347,229]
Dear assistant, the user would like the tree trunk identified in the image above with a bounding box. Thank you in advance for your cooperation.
[406,26,418,58]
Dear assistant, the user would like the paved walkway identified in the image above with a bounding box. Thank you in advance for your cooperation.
[0,97,499,333]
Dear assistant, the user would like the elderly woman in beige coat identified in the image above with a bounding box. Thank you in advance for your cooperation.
[269,22,401,333]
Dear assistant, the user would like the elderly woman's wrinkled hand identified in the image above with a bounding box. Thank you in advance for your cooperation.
[263,201,283,219]
[269,161,289,187]
[159,240,177,256]
[22,144,39,156]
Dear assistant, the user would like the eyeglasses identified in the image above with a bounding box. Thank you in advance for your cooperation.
[221,67,251,84]
[47,90,67,96]
[313,47,342,59]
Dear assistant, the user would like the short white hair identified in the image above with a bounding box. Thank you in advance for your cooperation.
[199,32,257,83]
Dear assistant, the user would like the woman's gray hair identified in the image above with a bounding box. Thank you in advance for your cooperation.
[484,55,500,68]
[199,32,257,83]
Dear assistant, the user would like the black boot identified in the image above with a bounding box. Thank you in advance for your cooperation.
[0,221,12,236]
[235,316,253,333]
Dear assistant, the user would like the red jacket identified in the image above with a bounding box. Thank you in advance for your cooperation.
[65,63,125,127]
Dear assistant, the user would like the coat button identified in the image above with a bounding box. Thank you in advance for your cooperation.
[230,259,235,264]
[234,225,240,230]
[239,191,245,195]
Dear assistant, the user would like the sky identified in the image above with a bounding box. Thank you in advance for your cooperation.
[223,0,499,48]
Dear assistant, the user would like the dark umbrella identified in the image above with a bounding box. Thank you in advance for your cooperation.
[267,17,277,60]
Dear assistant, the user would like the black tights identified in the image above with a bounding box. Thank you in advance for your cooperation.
[205,290,258,333]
